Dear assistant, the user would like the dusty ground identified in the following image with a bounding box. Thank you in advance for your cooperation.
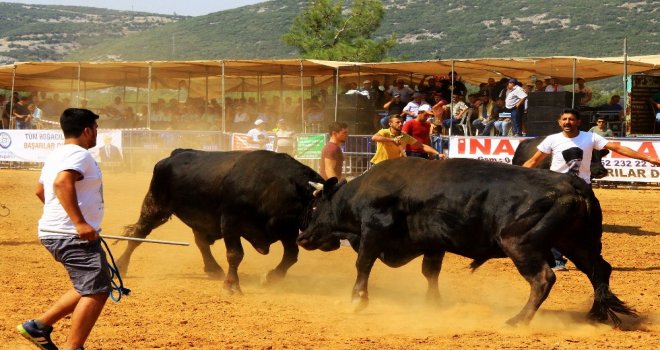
[0,169,658,349]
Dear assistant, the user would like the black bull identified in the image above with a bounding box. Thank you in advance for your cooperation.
[511,137,609,179]
[298,158,636,326]
[116,149,323,293]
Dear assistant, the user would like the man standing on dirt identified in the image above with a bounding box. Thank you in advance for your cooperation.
[18,108,111,350]
[523,108,660,271]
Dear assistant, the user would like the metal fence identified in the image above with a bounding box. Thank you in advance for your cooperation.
[119,130,374,176]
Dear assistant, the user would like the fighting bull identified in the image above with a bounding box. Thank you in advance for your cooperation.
[116,149,324,293]
[512,137,609,179]
[298,157,636,326]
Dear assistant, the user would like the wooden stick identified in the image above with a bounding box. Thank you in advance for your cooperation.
[39,229,190,246]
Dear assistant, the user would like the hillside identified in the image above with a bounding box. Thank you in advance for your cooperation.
[65,0,659,61]
[0,2,185,63]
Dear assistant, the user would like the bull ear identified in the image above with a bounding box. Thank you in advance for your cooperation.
[323,177,340,197]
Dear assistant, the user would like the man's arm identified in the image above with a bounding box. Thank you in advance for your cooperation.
[372,133,399,145]
[418,143,444,159]
[53,170,98,240]
[323,157,340,180]
[522,150,550,168]
[35,183,45,203]
[604,142,660,166]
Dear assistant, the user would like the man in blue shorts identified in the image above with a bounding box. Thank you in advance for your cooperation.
[17,108,111,350]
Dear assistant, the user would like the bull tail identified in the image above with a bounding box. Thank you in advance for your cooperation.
[589,284,638,327]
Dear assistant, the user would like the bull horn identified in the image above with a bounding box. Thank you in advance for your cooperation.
[308,181,324,191]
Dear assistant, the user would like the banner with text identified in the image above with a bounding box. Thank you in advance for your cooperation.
[295,134,326,159]
[0,130,122,163]
[448,136,660,183]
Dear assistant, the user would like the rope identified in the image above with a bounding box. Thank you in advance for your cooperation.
[100,237,131,302]
[0,203,9,217]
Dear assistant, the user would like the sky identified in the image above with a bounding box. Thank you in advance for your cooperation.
[8,0,267,16]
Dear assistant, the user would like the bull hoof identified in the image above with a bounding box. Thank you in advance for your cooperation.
[223,282,243,296]
[351,296,369,313]
[205,268,225,280]
[505,314,529,327]
[260,270,284,286]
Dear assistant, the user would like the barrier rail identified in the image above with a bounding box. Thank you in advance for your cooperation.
[1,130,658,185]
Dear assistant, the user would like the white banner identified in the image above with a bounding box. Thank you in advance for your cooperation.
[448,136,660,183]
[0,130,122,163]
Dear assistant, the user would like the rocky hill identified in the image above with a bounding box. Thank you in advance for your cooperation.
[1,1,657,63]
[0,2,184,63]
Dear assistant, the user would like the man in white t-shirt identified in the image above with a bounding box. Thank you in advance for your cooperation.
[18,108,111,350]
[523,108,660,270]
[246,119,269,150]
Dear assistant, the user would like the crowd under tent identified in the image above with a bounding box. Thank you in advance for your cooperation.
[0,56,658,134]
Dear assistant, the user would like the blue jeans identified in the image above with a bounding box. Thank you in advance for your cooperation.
[510,107,523,136]
[431,134,443,153]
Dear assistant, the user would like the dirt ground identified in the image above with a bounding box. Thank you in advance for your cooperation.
[0,169,658,349]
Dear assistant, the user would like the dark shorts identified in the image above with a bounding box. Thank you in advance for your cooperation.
[41,237,112,296]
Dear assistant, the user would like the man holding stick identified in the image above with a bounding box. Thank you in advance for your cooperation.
[18,108,110,350]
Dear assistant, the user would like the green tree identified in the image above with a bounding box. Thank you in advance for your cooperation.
[281,0,395,62]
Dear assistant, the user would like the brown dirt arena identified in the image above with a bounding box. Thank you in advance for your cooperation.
[1,168,658,349]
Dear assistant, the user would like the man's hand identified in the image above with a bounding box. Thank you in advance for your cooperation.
[75,222,99,241]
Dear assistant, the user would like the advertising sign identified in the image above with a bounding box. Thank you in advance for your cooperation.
[0,130,122,163]
[449,136,659,183]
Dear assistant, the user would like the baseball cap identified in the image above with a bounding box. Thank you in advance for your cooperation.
[543,75,552,80]
[508,78,518,84]
[254,119,265,126]
[363,80,372,85]
[413,92,422,98]
[418,104,432,113]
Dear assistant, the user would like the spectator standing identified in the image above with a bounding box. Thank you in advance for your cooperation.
[17,108,111,350]
[402,105,435,159]
[246,119,269,150]
[319,122,348,180]
[13,96,33,129]
[0,94,8,129]
[545,77,564,92]
[387,79,415,104]
[505,79,527,136]
[273,118,296,156]
[588,116,613,137]
[533,79,546,92]
[400,92,426,122]
[522,108,660,270]
[575,77,593,106]
[599,95,623,112]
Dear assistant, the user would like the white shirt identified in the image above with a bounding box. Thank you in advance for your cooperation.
[38,144,104,238]
[505,85,528,109]
[537,131,609,183]
[246,127,268,149]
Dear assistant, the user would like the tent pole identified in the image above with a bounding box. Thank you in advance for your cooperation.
[279,65,284,118]
[334,67,339,122]
[147,63,152,130]
[300,59,304,132]
[9,65,15,129]
[221,60,226,133]
[449,60,455,137]
[571,58,576,108]
[76,63,81,107]
[623,37,628,114]
[204,66,209,118]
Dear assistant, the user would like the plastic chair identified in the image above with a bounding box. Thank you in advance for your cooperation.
[458,108,474,136]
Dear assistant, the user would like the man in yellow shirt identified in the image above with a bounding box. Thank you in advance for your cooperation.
[371,114,443,164]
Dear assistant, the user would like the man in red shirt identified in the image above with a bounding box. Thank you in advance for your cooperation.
[402,104,433,158]
[319,121,349,180]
